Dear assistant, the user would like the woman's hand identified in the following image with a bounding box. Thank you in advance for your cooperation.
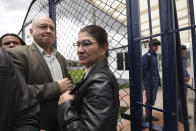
[58,90,75,105]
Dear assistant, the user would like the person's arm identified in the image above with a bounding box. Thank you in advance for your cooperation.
[13,70,40,131]
[142,54,149,79]
[57,73,116,131]
[7,49,72,102]
[28,83,61,102]
[1,49,40,131]
[0,48,40,131]
[183,58,190,81]
[28,78,72,102]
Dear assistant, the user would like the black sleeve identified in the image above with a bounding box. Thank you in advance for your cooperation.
[12,69,40,131]
[142,54,150,79]
[0,48,40,131]
[6,51,40,131]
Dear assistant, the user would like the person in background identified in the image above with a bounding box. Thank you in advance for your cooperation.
[178,45,191,122]
[0,33,25,49]
[0,47,40,131]
[142,39,161,121]
[57,25,120,131]
[181,45,190,83]
[7,16,72,131]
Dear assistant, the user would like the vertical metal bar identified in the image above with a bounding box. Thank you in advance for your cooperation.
[89,0,96,24]
[158,0,178,131]
[146,0,153,129]
[22,27,25,41]
[147,0,153,36]
[126,0,142,130]
[188,0,196,128]
[49,0,57,49]
[173,1,190,130]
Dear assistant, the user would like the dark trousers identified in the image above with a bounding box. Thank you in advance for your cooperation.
[145,87,158,117]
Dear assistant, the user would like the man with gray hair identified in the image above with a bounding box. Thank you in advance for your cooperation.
[7,16,72,131]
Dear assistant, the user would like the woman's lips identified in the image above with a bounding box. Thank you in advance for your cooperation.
[78,56,86,60]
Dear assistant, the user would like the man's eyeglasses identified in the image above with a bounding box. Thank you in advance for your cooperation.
[73,39,96,48]
[2,41,20,46]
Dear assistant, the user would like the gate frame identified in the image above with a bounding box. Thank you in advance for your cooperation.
[126,0,143,130]
[46,0,196,130]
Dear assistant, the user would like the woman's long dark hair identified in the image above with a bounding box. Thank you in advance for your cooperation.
[79,25,109,57]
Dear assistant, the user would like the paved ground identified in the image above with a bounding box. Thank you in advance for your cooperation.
[118,87,195,131]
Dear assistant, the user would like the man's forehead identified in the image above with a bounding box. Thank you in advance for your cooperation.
[38,19,54,25]
[2,36,20,41]
[33,17,54,27]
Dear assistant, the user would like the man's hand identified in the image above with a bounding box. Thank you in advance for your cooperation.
[57,78,73,93]
[58,90,75,105]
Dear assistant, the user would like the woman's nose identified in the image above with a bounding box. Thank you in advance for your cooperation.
[77,46,85,53]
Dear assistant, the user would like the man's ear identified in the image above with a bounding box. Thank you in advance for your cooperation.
[29,28,33,36]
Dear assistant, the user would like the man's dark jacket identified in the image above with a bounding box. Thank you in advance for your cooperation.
[0,47,40,131]
[142,49,160,90]
[7,43,71,131]
[57,59,120,131]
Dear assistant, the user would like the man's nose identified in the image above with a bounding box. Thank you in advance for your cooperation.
[10,43,16,47]
[46,27,52,33]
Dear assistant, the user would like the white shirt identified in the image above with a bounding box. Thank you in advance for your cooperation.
[34,42,63,81]
[84,65,94,78]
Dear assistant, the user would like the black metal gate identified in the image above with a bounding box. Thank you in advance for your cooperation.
[18,0,196,130]
[126,0,196,130]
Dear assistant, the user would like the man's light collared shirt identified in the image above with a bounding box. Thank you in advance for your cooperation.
[34,42,63,81]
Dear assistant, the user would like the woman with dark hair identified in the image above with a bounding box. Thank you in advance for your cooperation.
[0,33,26,49]
[57,25,120,131]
